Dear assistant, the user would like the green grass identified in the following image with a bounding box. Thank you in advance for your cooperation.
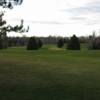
[0,46,100,100]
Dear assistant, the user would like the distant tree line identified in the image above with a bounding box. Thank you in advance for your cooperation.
[1,31,100,51]
[88,36,100,50]
[3,34,100,50]
[8,37,28,47]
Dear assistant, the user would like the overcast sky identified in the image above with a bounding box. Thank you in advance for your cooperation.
[3,0,100,37]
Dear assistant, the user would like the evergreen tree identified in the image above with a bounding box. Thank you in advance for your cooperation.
[38,38,43,48]
[57,38,64,48]
[67,35,80,50]
[27,37,39,50]
[0,37,3,49]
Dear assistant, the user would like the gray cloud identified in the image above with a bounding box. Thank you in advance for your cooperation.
[70,16,87,21]
[7,18,67,25]
[70,16,100,25]
[30,21,64,25]
[86,19,100,25]
[62,1,100,25]
[63,1,100,14]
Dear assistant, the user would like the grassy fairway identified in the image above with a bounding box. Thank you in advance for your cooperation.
[0,46,100,100]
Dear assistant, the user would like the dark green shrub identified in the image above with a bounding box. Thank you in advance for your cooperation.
[38,39,43,48]
[57,38,64,48]
[67,35,80,50]
[0,38,3,49]
[27,37,39,50]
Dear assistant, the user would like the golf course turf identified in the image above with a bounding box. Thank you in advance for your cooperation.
[0,46,100,100]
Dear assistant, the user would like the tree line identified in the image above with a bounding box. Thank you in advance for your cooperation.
[0,34,99,50]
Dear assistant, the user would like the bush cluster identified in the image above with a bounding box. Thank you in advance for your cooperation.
[57,38,64,48]
[57,35,80,50]
[67,35,80,50]
[27,37,43,50]
[88,37,100,50]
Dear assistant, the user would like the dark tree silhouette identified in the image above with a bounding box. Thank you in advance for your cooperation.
[88,37,100,50]
[0,12,28,49]
[57,38,64,48]
[67,35,80,50]
[38,38,43,48]
[0,0,23,9]
[27,37,39,50]
[0,0,29,49]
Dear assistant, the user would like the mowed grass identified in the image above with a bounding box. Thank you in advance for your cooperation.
[0,45,100,100]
